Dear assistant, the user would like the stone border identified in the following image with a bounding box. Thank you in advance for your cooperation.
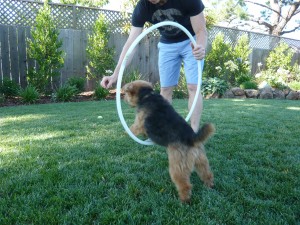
[221,87,300,100]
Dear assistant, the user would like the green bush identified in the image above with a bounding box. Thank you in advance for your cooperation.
[67,77,85,94]
[0,78,20,97]
[94,85,109,100]
[19,85,40,104]
[240,81,258,90]
[53,85,77,102]
[266,43,295,73]
[86,14,115,79]
[27,1,64,93]
[288,81,300,91]
[201,77,229,97]
[0,94,4,104]
[205,33,251,85]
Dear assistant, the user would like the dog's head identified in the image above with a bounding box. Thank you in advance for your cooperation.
[123,80,153,107]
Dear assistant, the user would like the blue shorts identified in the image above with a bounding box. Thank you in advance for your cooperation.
[158,38,204,88]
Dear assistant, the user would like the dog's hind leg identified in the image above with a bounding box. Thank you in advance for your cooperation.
[167,146,193,203]
[194,147,214,188]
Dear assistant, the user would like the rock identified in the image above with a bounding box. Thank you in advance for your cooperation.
[231,87,245,96]
[223,90,235,98]
[244,89,259,98]
[259,88,273,99]
[272,89,285,99]
[258,81,272,89]
[286,91,299,100]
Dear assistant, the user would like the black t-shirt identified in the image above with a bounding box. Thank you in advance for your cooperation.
[132,0,205,43]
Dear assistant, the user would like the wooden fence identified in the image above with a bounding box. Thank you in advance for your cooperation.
[1,24,300,90]
[1,0,300,90]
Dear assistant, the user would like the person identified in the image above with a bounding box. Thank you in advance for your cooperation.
[101,0,207,132]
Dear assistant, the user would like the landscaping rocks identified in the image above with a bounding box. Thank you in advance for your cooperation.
[221,82,299,100]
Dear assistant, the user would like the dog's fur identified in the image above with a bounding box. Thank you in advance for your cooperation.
[123,80,215,203]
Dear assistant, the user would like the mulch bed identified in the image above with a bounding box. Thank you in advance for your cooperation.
[0,90,118,107]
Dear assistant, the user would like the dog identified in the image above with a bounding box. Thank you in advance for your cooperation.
[123,80,215,203]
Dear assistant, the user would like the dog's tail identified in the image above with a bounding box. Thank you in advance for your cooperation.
[193,123,215,144]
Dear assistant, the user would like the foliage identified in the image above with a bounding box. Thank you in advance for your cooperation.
[53,84,77,102]
[255,43,299,88]
[93,85,109,100]
[0,94,4,104]
[173,66,188,99]
[86,14,115,80]
[201,77,229,97]
[19,85,40,104]
[123,70,143,85]
[210,0,300,36]
[59,0,109,7]
[205,33,251,85]
[266,43,295,73]
[27,1,64,93]
[288,81,300,91]
[67,77,85,94]
[240,81,258,90]
[0,78,20,97]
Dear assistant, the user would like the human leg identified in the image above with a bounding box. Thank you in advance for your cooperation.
[181,40,204,132]
[157,42,182,102]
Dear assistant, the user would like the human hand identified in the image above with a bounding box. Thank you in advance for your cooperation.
[191,43,205,60]
[100,75,117,89]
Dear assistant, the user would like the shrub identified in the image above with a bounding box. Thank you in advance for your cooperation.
[67,77,85,94]
[0,94,4,104]
[288,81,300,91]
[173,66,188,99]
[94,85,110,100]
[27,1,64,93]
[240,81,258,90]
[86,14,115,80]
[266,43,295,73]
[205,33,251,86]
[201,77,229,97]
[19,85,40,104]
[53,85,77,102]
[0,78,20,97]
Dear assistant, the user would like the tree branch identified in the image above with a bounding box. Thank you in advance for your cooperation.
[280,25,300,35]
[244,0,281,17]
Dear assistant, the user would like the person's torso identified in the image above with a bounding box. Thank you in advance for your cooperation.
[132,0,204,43]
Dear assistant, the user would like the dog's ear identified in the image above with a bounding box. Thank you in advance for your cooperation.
[123,83,137,96]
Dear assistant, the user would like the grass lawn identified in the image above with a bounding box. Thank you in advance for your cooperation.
[0,99,299,224]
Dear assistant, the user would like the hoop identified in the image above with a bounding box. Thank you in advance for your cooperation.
[116,21,203,145]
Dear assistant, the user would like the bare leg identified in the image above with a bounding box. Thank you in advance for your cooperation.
[187,84,203,132]
[160,86,175,104]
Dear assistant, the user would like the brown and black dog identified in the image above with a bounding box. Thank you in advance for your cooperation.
[123,80,215,203]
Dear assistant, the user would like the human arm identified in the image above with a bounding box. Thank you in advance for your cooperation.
[101,26,143,89]
[190,12,207,60]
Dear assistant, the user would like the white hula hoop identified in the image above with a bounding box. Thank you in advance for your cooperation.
[116,21,203,145]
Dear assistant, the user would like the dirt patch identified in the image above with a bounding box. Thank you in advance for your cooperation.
[0,90,119,107]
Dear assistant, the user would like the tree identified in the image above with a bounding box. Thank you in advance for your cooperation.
[27,1,64,92]
[242,0,300,36]
[210,0,300,36]
[86,14,115,80]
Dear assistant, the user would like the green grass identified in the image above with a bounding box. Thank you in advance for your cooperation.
[0,99,299,224]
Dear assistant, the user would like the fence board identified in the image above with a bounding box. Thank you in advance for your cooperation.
[25,28,36,73]
[9,26,20,83]
[73,30,83,76]
[0,25,10,79]
[18,26,27,87]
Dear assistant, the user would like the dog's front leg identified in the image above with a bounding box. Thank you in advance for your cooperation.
[130,112,146,136]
